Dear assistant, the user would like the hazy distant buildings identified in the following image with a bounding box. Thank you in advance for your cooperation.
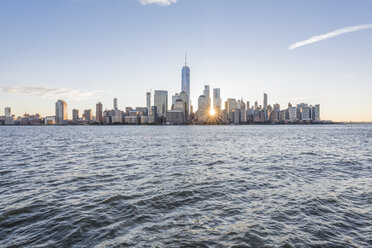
[5,107,11,117]
[96,102,103,124]
[114,98,118,111]
[55,100,67,124]
[154,90,168,117]
[263,93,268,122]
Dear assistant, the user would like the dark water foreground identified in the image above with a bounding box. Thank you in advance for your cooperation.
[0,125,371,247]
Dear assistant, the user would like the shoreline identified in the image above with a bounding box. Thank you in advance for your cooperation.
[2,122,370,127]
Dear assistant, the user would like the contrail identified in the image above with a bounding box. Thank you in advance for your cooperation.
[289,24,372,50]
[138,0,177,6]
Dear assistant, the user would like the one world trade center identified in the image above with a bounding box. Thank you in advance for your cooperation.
[181,54,190,112]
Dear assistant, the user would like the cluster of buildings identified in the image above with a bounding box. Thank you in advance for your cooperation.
[0,57,323,125]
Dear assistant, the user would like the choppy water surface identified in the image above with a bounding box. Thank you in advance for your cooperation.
[0,125,371,247]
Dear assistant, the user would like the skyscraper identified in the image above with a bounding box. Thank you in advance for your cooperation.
[263,93,268,121]
[227,98,237,121]
[72,109,79,122]
[203,85,210,109]
[273,103,280,112]
[172,93,179,106]
[177,91,189,118]
[240,99,247,123]
[213,88,221,111]
[114,98,118,111]
[314,104,320,121]
[4,107,11,117]
[227,98,237,114]
[83,109,93,121]
[154,90,168,116]
[55,100,67,124]
[197,95,208,121]
[181,54,190,111]
[96,102,103,123]
[146,92,151,115]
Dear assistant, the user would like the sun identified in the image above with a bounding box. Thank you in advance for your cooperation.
[209,108,216,116]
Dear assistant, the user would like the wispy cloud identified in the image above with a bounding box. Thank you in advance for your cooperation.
[138,0,177,6]
[289,24,372,50]
[0,85,103,100]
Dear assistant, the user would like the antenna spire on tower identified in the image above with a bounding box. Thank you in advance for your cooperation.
[185,52,187,66]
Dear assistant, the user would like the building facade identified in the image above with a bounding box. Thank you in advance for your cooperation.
[154,90,168,117]
[213,88,221,111]
[55,100,67,124]
[96,102,103,124]
[114,98,118,111]
[146,92,151,115]
[5,107,11,117]
[72,109,79,122]
[263,93,268,122]
[83,109,93,121]
[203,85,211,109]
[181,57,190,112]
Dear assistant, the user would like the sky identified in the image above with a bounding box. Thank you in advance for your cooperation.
[0,0,371,121]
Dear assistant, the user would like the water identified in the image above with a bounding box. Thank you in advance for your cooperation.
[0,125,371,247]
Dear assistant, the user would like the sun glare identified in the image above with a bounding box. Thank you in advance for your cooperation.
[209,108,216,116]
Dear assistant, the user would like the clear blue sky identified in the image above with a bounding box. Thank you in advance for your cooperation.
[0,0,371,121]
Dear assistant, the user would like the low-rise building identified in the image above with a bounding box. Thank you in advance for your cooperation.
[124,116,139,124]
[166,110,185,124]
[45,116,56,125]
[288,107,297,122]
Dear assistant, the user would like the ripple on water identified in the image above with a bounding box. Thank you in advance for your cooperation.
[0,125,371,247]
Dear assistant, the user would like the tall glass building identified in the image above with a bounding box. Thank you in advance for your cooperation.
[154,90,168,117]
[263,93,268,121]
[181,56,190,111]
[203,85,210,108]
[146,92,151,115]
[55,100,67,124]
[213,88,221,111]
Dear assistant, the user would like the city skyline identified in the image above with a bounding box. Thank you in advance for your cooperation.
[0,0,371,121]
[1,61,323,125]
[0,58,358,123]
